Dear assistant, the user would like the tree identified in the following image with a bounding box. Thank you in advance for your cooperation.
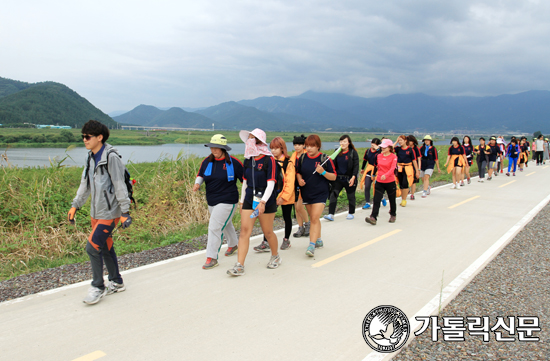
[533,130,542,138]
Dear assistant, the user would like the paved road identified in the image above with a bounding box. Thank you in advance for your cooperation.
[1,166,549,361]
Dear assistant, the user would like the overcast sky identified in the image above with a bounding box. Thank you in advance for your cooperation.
[2,0,549,113]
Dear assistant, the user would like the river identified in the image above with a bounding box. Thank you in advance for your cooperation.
[1,141,452,168]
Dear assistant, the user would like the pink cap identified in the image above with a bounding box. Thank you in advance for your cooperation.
[239,128,268,145]
[380,139,393,148]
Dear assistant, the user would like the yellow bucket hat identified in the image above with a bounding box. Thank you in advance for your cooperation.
[205,134,231,151]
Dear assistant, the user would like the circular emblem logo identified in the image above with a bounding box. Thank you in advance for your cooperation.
[362,305,410,353]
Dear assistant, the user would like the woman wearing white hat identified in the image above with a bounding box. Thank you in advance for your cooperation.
[193,134,244,270]
[419,135,441,198]
[227,128,281,276]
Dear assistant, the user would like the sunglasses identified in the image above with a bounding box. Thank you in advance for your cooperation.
[81,134,96,140]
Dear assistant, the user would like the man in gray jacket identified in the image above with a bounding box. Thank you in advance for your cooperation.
[68,120,132,305]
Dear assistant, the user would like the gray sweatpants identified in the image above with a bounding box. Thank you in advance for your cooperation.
[207,203,238,259]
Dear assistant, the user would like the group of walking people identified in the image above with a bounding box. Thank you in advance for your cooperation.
[68,120,541,304]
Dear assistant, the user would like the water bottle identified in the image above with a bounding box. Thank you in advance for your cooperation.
[250,192,263,218]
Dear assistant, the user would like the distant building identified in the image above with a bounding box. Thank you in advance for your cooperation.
[36,125,72,129]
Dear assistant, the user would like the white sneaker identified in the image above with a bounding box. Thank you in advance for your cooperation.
[267,254,282,269]
[480,178,484,183]
[83,286,107,305]
[450,184,456,189]
[106,281,126,295]
[422,191,427,198]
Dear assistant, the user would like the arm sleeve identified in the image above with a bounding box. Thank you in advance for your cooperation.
[108,153,131,214]
[71,166,91,209]
[240,179,247,203]
[261,181,275,202]
[195,177,204,185]
[267,157,276,181]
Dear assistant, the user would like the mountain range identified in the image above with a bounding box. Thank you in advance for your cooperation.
[114,90,550,133]
[0,77,116,127]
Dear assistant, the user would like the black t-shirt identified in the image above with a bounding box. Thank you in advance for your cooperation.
[475,144,490,163]
[243,155,278,206]
[463,144,474,159]
[488,144,501,161]
[448,145,466,156]
[395,146,416,164]
[335,150,351,176]
[296,153,335,202]
[197,156,244,206]
[420,145,438,169]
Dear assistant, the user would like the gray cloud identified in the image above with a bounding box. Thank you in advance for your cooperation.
[1,0,549,112]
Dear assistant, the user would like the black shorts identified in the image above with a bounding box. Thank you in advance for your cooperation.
[467,158,473,166]
[397,170,410,189]
[242,200,277,214]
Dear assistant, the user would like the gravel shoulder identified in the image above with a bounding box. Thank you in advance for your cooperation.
[392,202,550,360]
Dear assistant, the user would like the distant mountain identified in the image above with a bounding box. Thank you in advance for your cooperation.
[149,107,212,128]
[238,96,365,129]
[293,90,550,133]
[114,105,212,128]
[196,101,313,131]
[108,110,129,117]
[0,79,116,127]
[114,105,164,125]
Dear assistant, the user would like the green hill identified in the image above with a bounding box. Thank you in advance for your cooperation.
[149,107,212,128]
[113,104,164,126]
[0,77,33,98]
[0,79,116,128]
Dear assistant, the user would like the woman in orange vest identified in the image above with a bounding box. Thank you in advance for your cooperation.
[253,137,295,251]
[444,137,467,189]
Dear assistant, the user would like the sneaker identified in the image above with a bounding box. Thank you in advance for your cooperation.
[450,184,456,189]
[500,169,503,173]
[382,198,387,207]
[323,214,334,221]
[506,172,510,176]
[362,203,371,209]
[513,172,516,176]
[106,281,126,295]
[306,243,315,257]
[202,257,218,269]
[467,178,471,184]
[495,172,498,176]
[365,216,377,225]
[293,226,305,238]
[280,238,291,250]
[410,194,415,200]
[225,245,238,256]
[253,240,270,252]
[460,181,465,186]
[346,214,354,220]
[400,200,407,207]
[427,186,431,195]
[267,254,282,269]
[83,286,107,305]
[315,238,324,248]
[227,262,245,276]
[480,178,485,183]
[422,191,427,198]
[487,177,492,181]
[389,215,396,223]
[304,222,311,236]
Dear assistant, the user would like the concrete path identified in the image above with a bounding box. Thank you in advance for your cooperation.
[1,166,549,361]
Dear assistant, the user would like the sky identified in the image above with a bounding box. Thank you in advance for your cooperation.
[1,0,549,113]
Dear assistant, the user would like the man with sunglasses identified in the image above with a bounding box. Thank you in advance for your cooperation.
[68,120,132,305]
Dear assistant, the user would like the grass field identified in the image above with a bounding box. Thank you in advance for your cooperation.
[0,128,394,148]
[0,144,509,281]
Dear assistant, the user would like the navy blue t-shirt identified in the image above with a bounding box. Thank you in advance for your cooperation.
[197,156,243,206]
[296,152,336,204]
[93,144,105,169]
[448,145,465,156]
[395,146,417,164]
[335,150,351,176]
[243,155,277,207]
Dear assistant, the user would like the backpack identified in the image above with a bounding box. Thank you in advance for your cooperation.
[85,150,136,206]
[244,156,286,194]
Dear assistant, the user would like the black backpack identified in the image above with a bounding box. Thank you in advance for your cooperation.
[85,150,136,206]
[244,156,286,194]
